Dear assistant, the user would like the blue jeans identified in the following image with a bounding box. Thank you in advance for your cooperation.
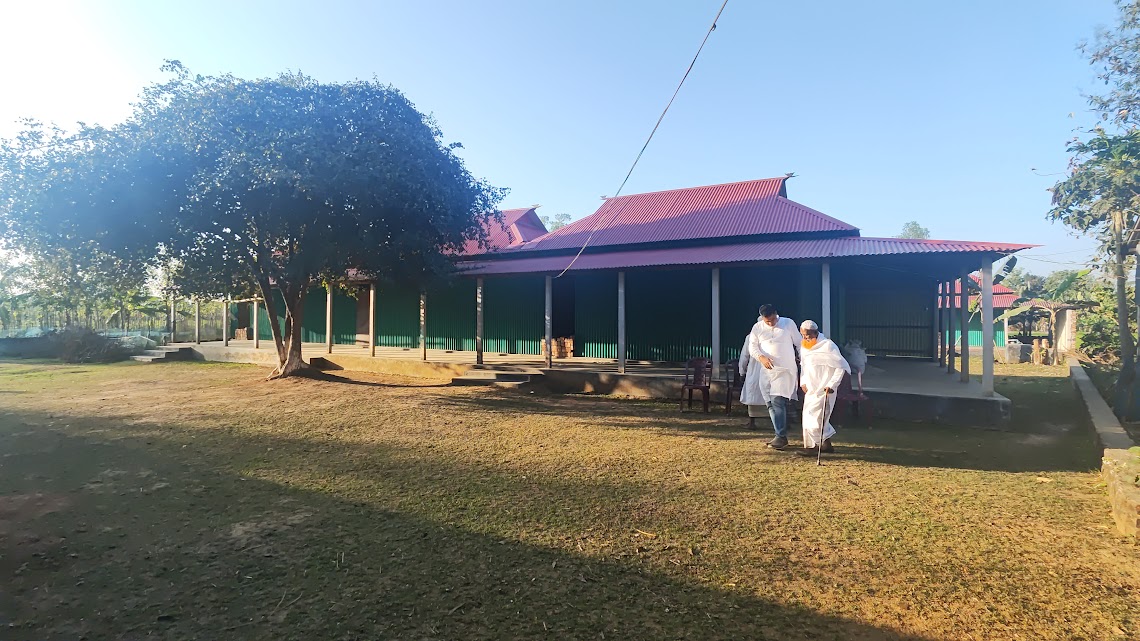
[767,396,789,439]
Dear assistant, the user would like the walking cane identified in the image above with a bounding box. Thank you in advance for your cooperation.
[816,388,834,467]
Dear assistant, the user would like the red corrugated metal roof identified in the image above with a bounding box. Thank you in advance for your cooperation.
[457,237,1035,276]
[503,177,853,253]
[462,207,547,255]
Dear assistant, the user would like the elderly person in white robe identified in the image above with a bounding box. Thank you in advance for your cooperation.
[744,303,802,450]
[796,320,851,456]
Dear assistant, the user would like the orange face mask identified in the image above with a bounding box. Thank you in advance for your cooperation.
[802,337,818,350]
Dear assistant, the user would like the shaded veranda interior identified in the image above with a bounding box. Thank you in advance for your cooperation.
[0,360,1135,640]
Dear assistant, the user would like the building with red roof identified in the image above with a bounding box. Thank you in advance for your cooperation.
[245,176,1031,398]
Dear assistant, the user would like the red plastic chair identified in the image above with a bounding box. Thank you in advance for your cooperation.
[834,371,872,427]
[680,358,713,413]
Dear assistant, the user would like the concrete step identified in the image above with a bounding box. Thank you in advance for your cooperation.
[451,375,532,386]
[468,364,545,375]
[450,369,543,388]
[133,346,196,363]
[456,370,532,381]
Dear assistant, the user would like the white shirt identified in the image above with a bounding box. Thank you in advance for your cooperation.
[747,316,802,400]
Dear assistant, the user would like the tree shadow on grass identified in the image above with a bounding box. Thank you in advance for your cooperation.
[272,368,451,389]
[431,378,1101,473]
[0,409,944,641]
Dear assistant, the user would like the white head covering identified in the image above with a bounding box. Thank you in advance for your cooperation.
[800,319,819,331]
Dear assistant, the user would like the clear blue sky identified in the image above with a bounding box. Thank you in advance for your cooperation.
[0,0,1120,274]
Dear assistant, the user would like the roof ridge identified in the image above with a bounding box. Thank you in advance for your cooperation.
[861,236,1041,248]
[602,176,788,200]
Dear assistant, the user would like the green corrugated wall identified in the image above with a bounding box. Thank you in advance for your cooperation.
[573,272,618,358]
[626,269,711,362]
[300,288,327,344]
[427,280,476,351]
[227,303,239,339]
[332,290,358,344]
[260,287,356,344]
[256,291,286,341]
[718,265,805,365]
[219,264,954,362]
[845,284,933,357]
[377,283,419,348]
[484,275,544,355]
[944,311,1007,347]
[796,264,824,333]
[831,277,848,349]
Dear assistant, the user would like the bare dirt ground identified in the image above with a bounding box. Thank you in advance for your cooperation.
[0,360,1136,640]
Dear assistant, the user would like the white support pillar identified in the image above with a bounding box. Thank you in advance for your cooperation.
[194,300,201,345]
[252,300,260,349]
[325,287,334,355]
[711,268,721,377]
[419,291,427,361]
[959,269,970,383]
[617,271,627,374]
[368,282,377,358]
[222,299,229,347]
[169,297,176,343]
[476,278,485,365]
[544,276,553,369]
[946,279,956,375]
[934,283,943,365]
[981,261,995,396]
[821,263,832,338]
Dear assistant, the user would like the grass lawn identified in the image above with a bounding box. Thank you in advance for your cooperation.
[0,360,1137,640]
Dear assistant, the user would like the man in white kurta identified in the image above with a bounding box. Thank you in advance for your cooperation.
[797,320,851,456]
[744,304,802,450]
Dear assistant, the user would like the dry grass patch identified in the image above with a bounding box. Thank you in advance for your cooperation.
[0,359,1136,640]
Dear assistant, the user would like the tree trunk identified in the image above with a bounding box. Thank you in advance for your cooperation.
[259,279,310,378]
[1112,211,1140,417]
[1049,309,1060,365]
[1114,213,1135,370]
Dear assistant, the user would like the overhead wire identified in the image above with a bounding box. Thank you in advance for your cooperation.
[1019,246,1100,257]
[554,0,730,278]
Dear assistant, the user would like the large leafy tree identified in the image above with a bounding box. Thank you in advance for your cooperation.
[1049,130,1140,410]
[0,121,156,330]
[1,63,505,376]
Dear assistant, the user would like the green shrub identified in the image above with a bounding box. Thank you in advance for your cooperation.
[51,329,129,363]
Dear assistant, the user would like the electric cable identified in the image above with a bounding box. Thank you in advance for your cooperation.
[555,0,730,278]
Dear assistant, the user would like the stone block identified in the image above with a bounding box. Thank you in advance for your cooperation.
[1102,448,1140,539]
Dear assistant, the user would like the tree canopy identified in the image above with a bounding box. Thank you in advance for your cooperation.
[1082,0,1140,127]
[0,63,506,376]
[1050,130,1140,384]
[540,213,572,232]
[895,221,930,239]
